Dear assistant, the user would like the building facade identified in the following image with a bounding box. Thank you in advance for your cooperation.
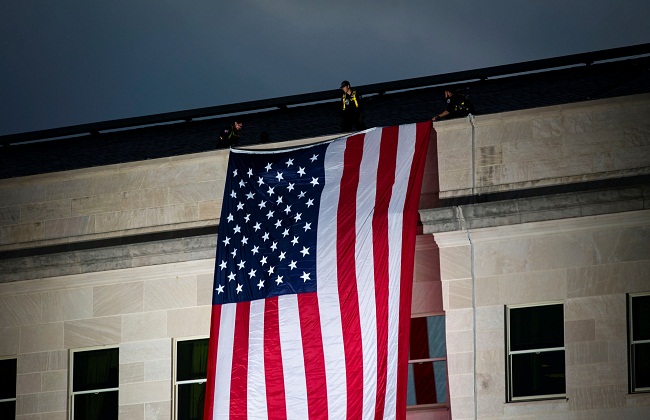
[1,91,649,419]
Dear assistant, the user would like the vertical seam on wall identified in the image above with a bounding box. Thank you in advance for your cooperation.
[456,205,478,419]
[470,114,477,196]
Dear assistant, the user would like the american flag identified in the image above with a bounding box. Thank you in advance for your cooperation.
[204,122,431,420]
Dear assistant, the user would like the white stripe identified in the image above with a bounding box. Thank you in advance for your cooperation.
[355,129,382,419]
[247,299,267,419]
[214,303,237,420]
[383,123,417,419]
[278,294,309,420]
[317,138,347,420]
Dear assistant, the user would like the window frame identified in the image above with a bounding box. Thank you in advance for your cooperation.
[173,336,209,420]
[406,312,449,410]
[0,356,17,419]
[506,302,566,402]
[628,292,650,394]
[68,345,119,420]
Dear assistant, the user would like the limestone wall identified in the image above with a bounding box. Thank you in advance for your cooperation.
[433,211,650,419]
[436,93,650,198]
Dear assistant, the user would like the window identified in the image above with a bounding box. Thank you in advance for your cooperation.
[506,303,565,401]
[174,338,208,420]
[407,315,448,407]
[628,293,650,393]
[0,357,17,419]
[69,347,118,420]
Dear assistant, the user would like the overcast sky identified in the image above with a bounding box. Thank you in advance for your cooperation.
[1,0,649,136]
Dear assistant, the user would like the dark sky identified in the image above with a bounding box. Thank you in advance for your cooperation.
[2,0,649,136]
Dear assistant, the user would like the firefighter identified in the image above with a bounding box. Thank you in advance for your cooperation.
[218,121,243,148]
[432,90,475,121]
[340,80,366,132]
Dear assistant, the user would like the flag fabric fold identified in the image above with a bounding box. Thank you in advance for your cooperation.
[204,122,431,420]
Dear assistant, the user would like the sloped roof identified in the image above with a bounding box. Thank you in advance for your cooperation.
[1,46,649,179]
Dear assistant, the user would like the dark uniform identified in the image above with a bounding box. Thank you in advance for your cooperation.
[445,93,475,119]
[218,124,241,148]
[341,89,366,132]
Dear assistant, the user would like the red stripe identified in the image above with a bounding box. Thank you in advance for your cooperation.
[337,133,365,420]
[372,126,399,419]
[395,122,431,418]
[203,304,222,420]
[230,301,251,419]
[297,292,328,419]
[264,297,287,420]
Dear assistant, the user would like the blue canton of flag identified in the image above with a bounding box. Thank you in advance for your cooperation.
[213,143,329,304]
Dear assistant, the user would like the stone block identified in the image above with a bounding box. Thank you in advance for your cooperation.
[438,245,471,281]
[64,317,121,348]
[94,281,144,317]
[565,319,596,343]
[37,390,67,413]
[120,380,170,405]
[0,205,21,226]
[447,351,473,375]
[42,287,93,322]
[122,311,168,342]
[0,293,41,328]
[120,339,170,364]
[21,199,72,223]
[144,358,171,381]
[144,275,197,311]
[448,373,475,398]
[566,341,608,366]
[120,362,145,385]
[94,209,148,233]
[20,323,63,353]
[17,372,42,394]
[0,184,45,207]
[145,400,172,420]
[0,326,19,355]
[43,215,95,240]
[167,306,211,338]
[41,370,67,392]
[119,404,145,420]
[475,277,500,307]
[145,203,199,226]
[474,238,531,277]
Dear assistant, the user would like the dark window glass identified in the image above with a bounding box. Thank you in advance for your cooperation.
[0,401,16,418]
[633,342,650,390]
[511,350,566,398]
[0,358,17,399]
[177,339,209,381]
[73,348,119,392]
[73,391,118,420]
[632,295,650,341]
[178,382,206,420]
[409,316,446,360]
[407,360,447,405]
[510,305,564,351]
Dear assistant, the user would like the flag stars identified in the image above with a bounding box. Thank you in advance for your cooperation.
[257,177,265,186]
[222,236,231,246]
[233,169,238,177]
[251,245,259,255]
[230,190,237,198]
[289,260,297,270]
[276,196,283,205]
[306,199,314,208]
[238,179,246,188]
[282,228,290,237]
[310,154,319,162]
[237,260,246,270]
[241,236,248,245]
[300,246,310,257]
[275,275,284,285]
[284,205,292,215]
[275,172,284,182]
[294,213,302,222]
[285,158,294,167]
[297,167,306,176]
[265,163,273,172]
[267,186,275,196]
[231,248,237,258]
[310,177,319,187]
[301,272,311,282]
[298,191,306,199]
[219,260,227,270]
[227,214,234,223]
[248,269,257,278]
[216,284,224,294]
[237,202,244,211]
[267,266,275,275]
[260,256,268,266]
[244,214,251,222]
[303,223,312,231]
[287,182,295,192]
[233,225,241,234]
[262,232,270,241]
[278,251,286,261]
[228,272,236,282]
[291,236,299,246]
[258,200,267,209]
[270,242,278,251]
[246,192,255,200]
[247,168,253,177]
[253,222,261,231]
[257,279,265,289]
[274,219,282,228]
[266,210,275,219]
[236,284,243,294]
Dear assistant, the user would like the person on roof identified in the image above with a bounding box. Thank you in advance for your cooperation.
[340,80,366,133]
[432,90,475,121]
[218,121,243,148]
